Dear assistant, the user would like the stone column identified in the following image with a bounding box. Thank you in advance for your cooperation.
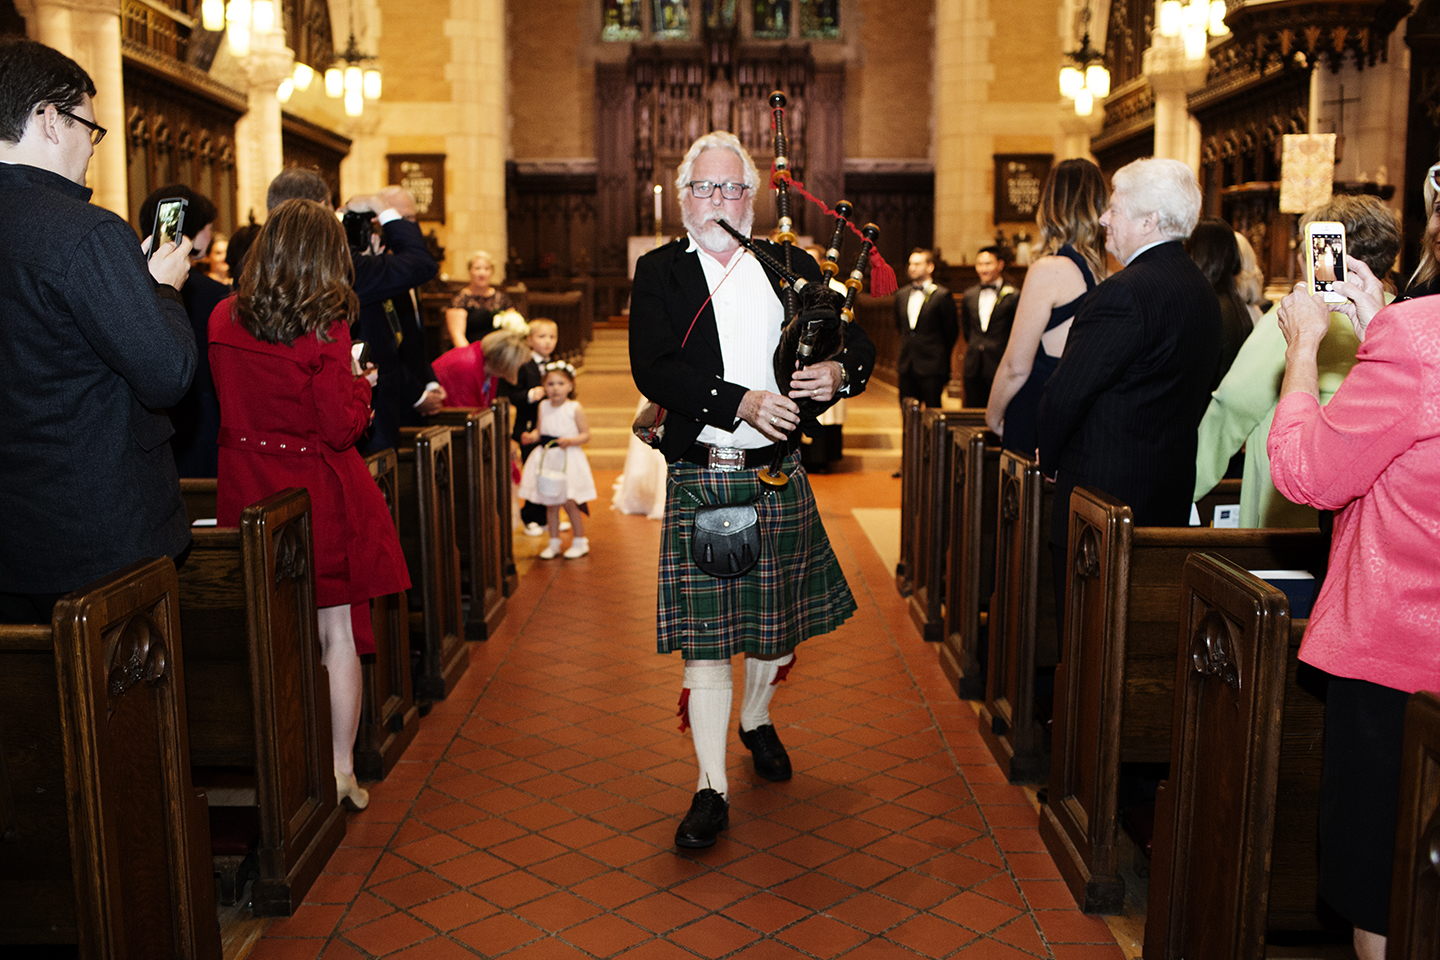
[1142,34,1207,170]
[442,0,506,280]
[232,31,293,223]
[339,111,385,200]
[21,0,129,215]
[934,0,995,263]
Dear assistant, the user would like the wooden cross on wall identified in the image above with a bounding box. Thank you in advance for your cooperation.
[1322,84,1361,163]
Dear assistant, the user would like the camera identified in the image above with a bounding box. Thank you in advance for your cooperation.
[1305,220,1347,304]
[342,210,374,256]
[150,197,187,257]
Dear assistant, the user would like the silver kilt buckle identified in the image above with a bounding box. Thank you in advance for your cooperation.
[707,445,746,472]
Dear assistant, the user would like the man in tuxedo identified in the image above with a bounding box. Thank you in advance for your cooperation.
[630,131,875,850]
[265,170,441,454]
[0,39,196,622]
[1038,157,1221,598]
[958,245,1019,408]
[894,248,959,408]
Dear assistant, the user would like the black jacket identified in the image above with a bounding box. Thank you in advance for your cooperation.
[630,237,876,463]
[0,163,196,592]
[1038,241,1221,546]
[894,282,959,380]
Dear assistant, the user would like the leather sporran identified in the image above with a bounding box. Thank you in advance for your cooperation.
[692,503,760,578]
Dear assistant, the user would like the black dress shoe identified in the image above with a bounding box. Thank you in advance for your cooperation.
[675,788,729,848]
[739,723,792,781]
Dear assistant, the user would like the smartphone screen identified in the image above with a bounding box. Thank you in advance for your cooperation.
[1307,222,1346,302]
[152,197,187,255]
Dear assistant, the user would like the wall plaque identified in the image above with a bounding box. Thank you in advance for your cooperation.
[994,154,1052,224]
[387,154,446,221]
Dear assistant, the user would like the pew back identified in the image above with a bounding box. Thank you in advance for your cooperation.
[357,449,419,780]
[896,398,922,595]
[907,408,988,642]
[938,425,1001,698]
[430,407,507,638]
[979,451,1057,782]
[0,558,221,957]
[1144,554,1301,960]
[1043,486,1327,912]
[1389,690,1440,957]
[494,399,519,596]
[178,488,345,916]
[398,426,467,700]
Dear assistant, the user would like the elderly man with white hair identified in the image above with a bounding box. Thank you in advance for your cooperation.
[1037,157,1222,606]
[630,130,875,849]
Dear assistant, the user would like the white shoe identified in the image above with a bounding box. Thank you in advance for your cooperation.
[560,519,572,532]
[539,539,562,560]
[335,769,369,811]
[523,522,546,537]
[563,538,589,559]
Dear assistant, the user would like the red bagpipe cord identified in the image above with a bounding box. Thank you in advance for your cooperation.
[769,112,898,297]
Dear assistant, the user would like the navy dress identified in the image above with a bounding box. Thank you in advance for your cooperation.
[1001,244,1095,456]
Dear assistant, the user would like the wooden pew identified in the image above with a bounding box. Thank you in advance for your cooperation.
[397,426,468,700]
[430,407,508,639]
[178,488,345,916]
[0,558,221,957]
[184,474,417,782]
[1144,554,1329,958]
[978,451,1058,782]
[357,450,420,780]
[1388,689,1440,957]
[1040,487,1327,912]
[896,397,922,596]
[907,408,988,642]
[493,398,519,596]
[938,425,1001,698]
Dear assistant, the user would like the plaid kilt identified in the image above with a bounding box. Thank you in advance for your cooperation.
[656,451,857,658]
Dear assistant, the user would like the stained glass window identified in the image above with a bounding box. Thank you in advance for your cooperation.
[704,0,736,29]
[799,0,839,38]
[602,0,642,41]
[653,0,691,38]
[753,0,790,39]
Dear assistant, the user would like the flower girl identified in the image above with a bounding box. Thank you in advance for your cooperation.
[517,361,596,558]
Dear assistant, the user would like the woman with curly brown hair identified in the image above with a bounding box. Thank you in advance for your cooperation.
[209,198,410,811]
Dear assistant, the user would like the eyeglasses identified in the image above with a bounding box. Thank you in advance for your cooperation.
[44,107,107,146]
[687,180,749,200]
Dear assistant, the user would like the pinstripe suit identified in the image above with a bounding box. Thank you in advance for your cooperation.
[1038,240,1222,548]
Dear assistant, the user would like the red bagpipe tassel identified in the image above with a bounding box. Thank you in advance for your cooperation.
[772,651,797,686]
[776,168,898,296]
[676,688,691,732]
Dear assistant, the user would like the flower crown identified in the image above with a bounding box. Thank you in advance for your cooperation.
[491,308,529,337]
[543,360,576,380]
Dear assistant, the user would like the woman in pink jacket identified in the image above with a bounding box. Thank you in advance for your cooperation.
[1270,256,1440,960]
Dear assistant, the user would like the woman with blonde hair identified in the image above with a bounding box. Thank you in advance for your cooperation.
[445,249,514,347]
[210,199,410,811]
[1399,160,1439,301]
[986,158,1109,454]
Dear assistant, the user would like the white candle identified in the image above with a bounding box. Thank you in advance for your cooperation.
[653,183,662,229]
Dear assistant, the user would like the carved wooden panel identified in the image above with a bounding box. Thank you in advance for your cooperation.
[122,49,243,236]
[282,113,352,213]
[841,171,934,282]
[286,0,336,71]
[506,166,599,278]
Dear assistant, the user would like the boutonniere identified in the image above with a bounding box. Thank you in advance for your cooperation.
[999,285,1017,299]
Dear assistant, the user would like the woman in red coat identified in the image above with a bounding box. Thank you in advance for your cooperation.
[210,199,410,811]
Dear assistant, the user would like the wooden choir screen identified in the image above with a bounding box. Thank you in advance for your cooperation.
[594,39,843,274]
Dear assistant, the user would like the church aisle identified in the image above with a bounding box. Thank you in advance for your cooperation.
[246,465,1124,960]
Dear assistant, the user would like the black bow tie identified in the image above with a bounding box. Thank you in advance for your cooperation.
[980,283,1000,291]
[912,283,927,292]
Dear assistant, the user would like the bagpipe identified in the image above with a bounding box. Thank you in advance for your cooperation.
[720,90,898,488]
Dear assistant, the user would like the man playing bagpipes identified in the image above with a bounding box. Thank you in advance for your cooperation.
[630,122,890,849]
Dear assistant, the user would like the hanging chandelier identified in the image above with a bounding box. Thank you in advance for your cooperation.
[1058,2,1110,117]
[1159,0,1230,60]
[323,31,383,117]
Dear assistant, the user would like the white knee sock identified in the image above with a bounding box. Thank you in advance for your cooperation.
[682,661,732,798]
[739,652,795,732]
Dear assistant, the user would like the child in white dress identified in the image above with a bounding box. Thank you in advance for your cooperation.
[517,361,596,558]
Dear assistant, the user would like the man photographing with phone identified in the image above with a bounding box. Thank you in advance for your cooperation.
[0,38,197,623]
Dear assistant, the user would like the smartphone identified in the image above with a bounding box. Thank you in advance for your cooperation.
[351,340,371,376]
[342,210,372,255]
[1305,220,1347,303]
[151,197,187,256]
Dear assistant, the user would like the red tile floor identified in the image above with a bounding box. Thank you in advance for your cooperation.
[247,468,1125,960]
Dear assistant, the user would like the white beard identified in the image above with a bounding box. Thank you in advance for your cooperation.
[683,204,755,255]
